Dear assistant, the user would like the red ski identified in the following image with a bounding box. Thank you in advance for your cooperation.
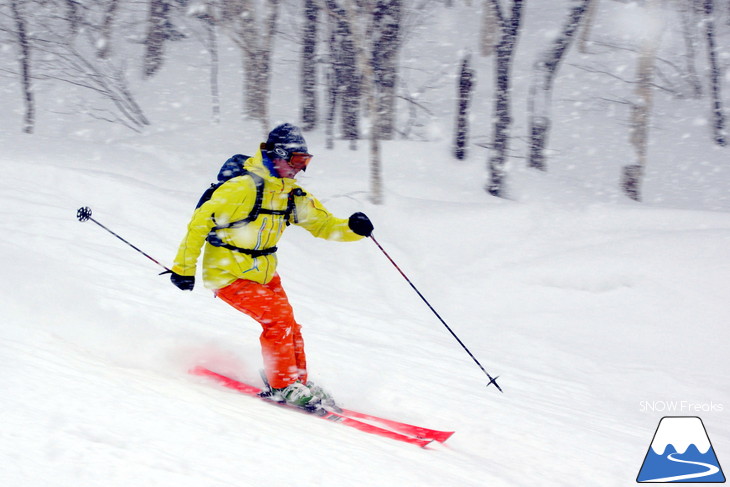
[339,408,453,444]
[190,366,453,447]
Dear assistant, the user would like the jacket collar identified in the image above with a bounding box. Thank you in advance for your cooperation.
[246,150,298,188]
[260,149,281,178]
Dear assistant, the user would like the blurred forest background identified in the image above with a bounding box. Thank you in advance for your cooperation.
[2,0,728,203]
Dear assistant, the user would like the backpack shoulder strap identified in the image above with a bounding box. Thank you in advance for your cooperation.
[241,170,265,224]
[195,183,220,209]
[283,188,306,226]
[211,169,265,229]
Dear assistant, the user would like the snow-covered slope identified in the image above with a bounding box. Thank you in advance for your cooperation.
[2,121,728,486]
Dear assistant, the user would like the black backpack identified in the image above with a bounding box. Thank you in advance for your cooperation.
[195,154,251,209]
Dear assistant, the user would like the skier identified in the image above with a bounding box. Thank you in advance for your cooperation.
[169,123,373,408]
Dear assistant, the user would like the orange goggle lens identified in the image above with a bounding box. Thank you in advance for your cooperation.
[288,152,313,170]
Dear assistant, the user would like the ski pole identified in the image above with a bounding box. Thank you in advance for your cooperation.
[76,206,172,274]
[370,235,502,393]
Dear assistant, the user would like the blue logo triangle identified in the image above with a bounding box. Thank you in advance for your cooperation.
[637,416,725,483]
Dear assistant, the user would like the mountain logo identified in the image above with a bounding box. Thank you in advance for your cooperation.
[637,416,725,483]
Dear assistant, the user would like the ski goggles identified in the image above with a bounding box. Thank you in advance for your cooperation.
[286,152,313,171]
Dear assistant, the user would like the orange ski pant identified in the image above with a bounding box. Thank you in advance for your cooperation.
[216,274,307,390]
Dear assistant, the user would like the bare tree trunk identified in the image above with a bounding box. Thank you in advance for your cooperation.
[323,11,339,149]
[65,0,82,37]
[338,0,382,203]
[368,114,383,204]
[454,52,475,160]
[703,0,727,146]
[340,30,360,149]
[577,0,598,53]
[143,0,171,78]
[233,0,280,135]
[97,0,120,59]
[324,0,361,149]
[527,0,591,171]
[372,0,401,140]
[206,18,220,124]
[325,65,338,149]
[10,0,34,134]
[243,53,258,120]
[679,0,702,98]
[301,0,319,131]
[622,0,664,201]
[480,0,498,57]
[486,0,524,198]
[187,2,222,123]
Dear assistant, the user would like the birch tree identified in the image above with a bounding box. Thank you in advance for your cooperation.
[9,0,35,134]
[527,0,592,171]
[143,0,172,78]
[323,0,385,202]
[97,0,120,59]
[702,0,726,146]
[480,0,498,57]
[678,0,702,98]
[454,52,475,160]
[301,0,319,131]
[63,0,82,37]
[346,0,382,203]
[486,0,524,198]
[577,0,598,53]
[323,0,361,149]
[228,0,281,136]
[621,0,664,201]
[187,1,221,124]
[372,0,402,140]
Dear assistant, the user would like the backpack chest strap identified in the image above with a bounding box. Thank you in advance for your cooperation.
[212,243,278,257]
[205,174,306,252]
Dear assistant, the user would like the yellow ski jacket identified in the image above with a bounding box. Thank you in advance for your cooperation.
[172,151,364,289]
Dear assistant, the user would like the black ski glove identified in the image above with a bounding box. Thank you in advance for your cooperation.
[170,272,195,291]
[348,212,373,237]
